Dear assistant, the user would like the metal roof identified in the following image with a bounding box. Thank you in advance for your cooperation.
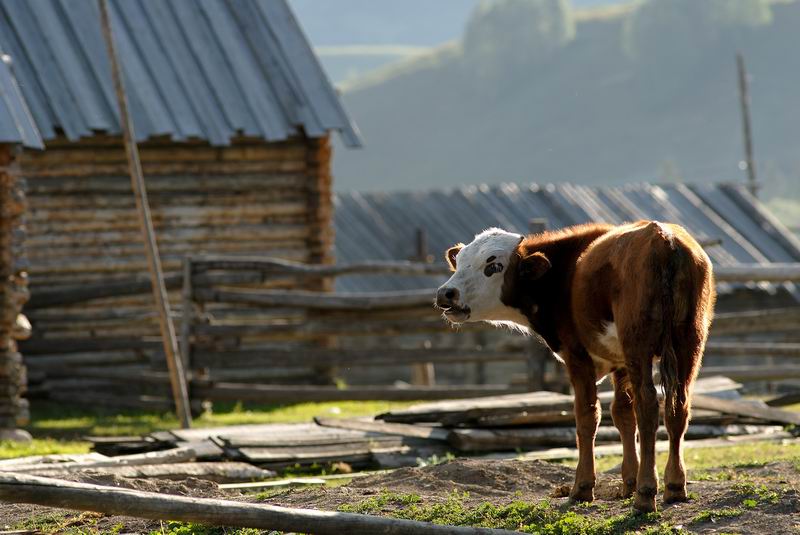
[0,0,360,147]
[333,182,800,292]
[0,56,41,148]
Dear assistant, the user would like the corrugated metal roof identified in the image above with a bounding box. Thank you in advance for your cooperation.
[0,0,360,147]
[0,55,41,148]
[333,182,800,292]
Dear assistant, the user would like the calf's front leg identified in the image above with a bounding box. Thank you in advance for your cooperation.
[567,355,601,503]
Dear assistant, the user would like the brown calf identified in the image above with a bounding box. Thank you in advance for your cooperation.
[436,221,715,512]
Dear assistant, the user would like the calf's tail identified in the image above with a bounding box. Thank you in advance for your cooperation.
[650,224,684,411]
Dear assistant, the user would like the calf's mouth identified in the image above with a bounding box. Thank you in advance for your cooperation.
[440,304,471,323]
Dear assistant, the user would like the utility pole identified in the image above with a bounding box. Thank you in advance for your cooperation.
[98,0,192,428]
[737,52,758,198]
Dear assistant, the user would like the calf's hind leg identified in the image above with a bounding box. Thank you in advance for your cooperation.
[611,369,638,498]
[663,334,702,504]
[627,354,660,513]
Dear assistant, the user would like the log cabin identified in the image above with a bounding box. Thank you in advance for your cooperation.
[0,0,360,407]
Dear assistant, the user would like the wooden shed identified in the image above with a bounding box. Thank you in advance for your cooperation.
[0,55,43,438]
[0,0,360,407]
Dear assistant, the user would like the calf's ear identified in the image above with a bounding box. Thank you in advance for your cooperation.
[519,251,551,280]
[445,243,464,271]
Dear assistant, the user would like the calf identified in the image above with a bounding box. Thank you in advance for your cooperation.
[436,221,715,512]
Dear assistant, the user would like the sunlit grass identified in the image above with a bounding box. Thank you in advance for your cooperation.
[0,437,90,459]
[29,400,416,438]
[556,440,800,476]
[0,399,418,460]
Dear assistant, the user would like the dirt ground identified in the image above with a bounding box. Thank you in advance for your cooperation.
[2,458,799,534]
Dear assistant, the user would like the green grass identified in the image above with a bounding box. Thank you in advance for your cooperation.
[11,511,122,535]
[148,522,260,535]
[731,481,781,505]
[1,400,416,460]
[558,440,800,477]
[338,491,675,534]
[691,508,744,524]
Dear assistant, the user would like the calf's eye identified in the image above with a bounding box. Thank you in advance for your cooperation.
[484,262,503,277]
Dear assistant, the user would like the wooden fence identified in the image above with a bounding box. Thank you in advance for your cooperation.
[19,256,800,408]
[179,257,800,404]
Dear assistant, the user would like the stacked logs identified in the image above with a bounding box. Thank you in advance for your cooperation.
[0,147,31,440]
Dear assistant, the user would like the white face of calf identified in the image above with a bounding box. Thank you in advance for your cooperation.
[435,228,527,326]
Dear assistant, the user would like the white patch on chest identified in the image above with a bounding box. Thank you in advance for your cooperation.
[589,322,625,383]
[598,322,622,356]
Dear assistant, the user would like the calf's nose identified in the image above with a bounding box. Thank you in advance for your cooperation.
[436,286,459,308]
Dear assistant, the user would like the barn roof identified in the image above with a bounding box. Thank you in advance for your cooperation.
[0,0,360,147]
[333,182,800,292]
[0,56,41,148]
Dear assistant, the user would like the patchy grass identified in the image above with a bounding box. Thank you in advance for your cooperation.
[558,440,800,477]
[731,481,781,505]
[148,522,260,535]
[691,507,744,523]
[11,511,119,535]
[1,400,416,460]
[338,489,423,514]
[337,491,673,534]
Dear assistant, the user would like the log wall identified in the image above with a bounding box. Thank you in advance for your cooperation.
[0,144,30,430]
[18,135,333,404]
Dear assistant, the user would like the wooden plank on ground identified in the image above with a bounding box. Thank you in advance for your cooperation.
[766,391,800,407]
[0,443,223,474]
[236,444,411,464]
[313,417,450,441]
[0,453,107,468]
[692,394,800,425]
[377,391,574,425]
[219,471,387,491]
[0,472,519,535]
[379,376,741,425]
[167,422,325,443]
[29,462,275,483]
[447,424,784,452]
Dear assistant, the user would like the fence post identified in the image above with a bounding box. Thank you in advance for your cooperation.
[410,227,436,386]
[180,257,193,374]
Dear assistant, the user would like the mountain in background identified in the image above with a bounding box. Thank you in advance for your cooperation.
[289,0,619,45]
[289,0,626,82]
[332,0,800,203]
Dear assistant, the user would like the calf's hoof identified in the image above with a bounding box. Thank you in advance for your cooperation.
[663,483,688,504]
[620,478,637,499]
[569,482,595,504]
[633,488,657,513]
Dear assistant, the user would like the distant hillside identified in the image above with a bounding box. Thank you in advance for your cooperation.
[288,0,621,46]
[334,0,800,201]
[289,0,628,83]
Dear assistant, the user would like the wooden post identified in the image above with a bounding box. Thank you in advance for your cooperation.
[414,228,429,262]
[0,472,519,535]
[98,0,191,428]
[737,52,758,198]
[180,258,193,373]
[526,219,550,392]
[412,227,435,386]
